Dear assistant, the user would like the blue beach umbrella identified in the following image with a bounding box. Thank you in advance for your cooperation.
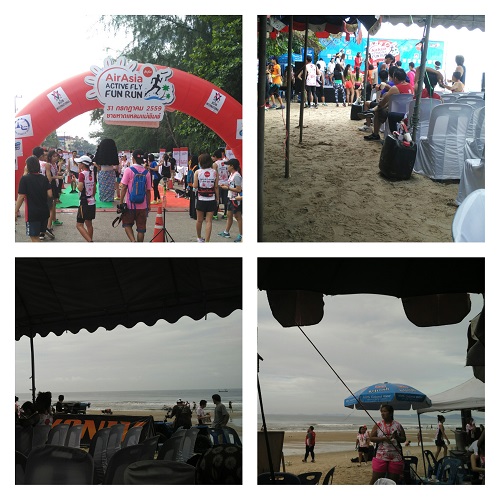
[344,382,432,411]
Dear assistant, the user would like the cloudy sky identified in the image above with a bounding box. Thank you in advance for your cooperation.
[258,290,483,415]
[15,311,241,394]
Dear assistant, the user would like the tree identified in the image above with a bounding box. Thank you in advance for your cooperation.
[91,15,242,154]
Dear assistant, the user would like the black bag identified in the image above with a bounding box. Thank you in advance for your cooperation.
[379,134,417,180]
[350,103,364,120]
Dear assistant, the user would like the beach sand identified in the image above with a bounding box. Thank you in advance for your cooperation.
[262,103,461,242]
[87,409,243,437]
[268,429,437,485]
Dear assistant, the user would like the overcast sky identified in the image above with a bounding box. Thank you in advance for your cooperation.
[258,290,483,415]
[15,311,241,394]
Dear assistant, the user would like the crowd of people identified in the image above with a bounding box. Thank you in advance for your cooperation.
[15,139,242,243]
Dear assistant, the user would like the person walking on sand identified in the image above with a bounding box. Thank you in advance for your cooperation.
[435,415,450,460]
[302,425,316,463]
[356,425,371,466]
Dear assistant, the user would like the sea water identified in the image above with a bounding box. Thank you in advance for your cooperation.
[17,388,242,426]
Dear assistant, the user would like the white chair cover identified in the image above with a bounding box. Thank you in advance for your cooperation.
[452,189,485,242]
[408,98,441,143]
[181,427,200,462]
[374,478,397,485]
[47,423,70,446]
[464,106,485,160]
[413,103,475,180]
[456,158,485,205]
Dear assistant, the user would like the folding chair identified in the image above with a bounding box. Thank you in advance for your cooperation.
[258,472,301,484]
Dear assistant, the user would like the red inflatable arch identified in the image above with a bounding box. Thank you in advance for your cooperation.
[15,64,242,194]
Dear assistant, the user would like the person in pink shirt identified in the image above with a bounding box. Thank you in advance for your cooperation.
[119,149,152,242]
[408,62,416,87]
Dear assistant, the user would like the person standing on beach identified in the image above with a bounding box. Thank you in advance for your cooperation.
[302,425,316,463]
[434,415,450,460]
[171,399,193,430]
[369,404,406,484]
[356,425,371,466]
[197,399,211,425]
[211,394,229,429]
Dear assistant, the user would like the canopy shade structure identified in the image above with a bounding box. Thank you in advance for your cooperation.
[380,15,485,32]
[416,378,485,414]
[16,258,242,340]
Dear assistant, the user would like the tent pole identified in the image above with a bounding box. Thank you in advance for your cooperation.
[363,33,370,102]
[411,15,432,142]
[258,354,275,480]
[417,412,426,479]
[30,336,36,404]
[299,18,309,144]
[257,15,267,241]
[284,16,293,179]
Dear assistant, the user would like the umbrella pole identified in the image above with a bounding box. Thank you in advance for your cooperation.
[299,18,309,144]
[284,16,293,179]
[257,15,267,241]
[418,413,426,479]
[411,15,432,142]
[363,33,370,102]
[30,336,36,404]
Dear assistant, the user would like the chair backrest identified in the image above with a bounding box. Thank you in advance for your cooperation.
[24,444,93,485]
[124,460,196,485]
[122,426,143,448]
[409,98,442,142]
[15,451,27,485]
[388,93,414,114]
[403,455,419,484]
[31,424,50,449]
[222,426,242,446]
[103,443,145,485]
[15,425,33,456]
[208,427,226,445]
[88,427,111,484]
[436,456,462,484]
[157,432,186,461]
[258,472,301,484]
[424,449,437,477]
[452,189,485,242]
[374,478,397,484]
[47,423,70,446]
[181,427,200,462]
[106,423,125,464]
[440,93,458,103]
[323,466,336,484]
[467,105,485,143]
[64,424,83,448]
[140,435,160,460]
[297,471,322,484]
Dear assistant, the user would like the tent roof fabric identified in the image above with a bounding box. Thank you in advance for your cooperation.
[380,15,485,32]
[270,15,380,34]
[416,378,485,414]
[16,258,241,340]
[258,258,484,298]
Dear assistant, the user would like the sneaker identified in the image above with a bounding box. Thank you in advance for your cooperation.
[45,228,55,240]
[364,133,381,141]
[53,219,63,226]
[314,104,318,109]
[322,103,328,106]
[69,189,77,193]
[336,103,339,107]
[39,233,45,241]
[197,238,205,243]
[343,103,347,107]
[302,459,306,463]
[358,124,371,132]
[213,215,218,220]
[304,103,309,108]
[311,460,316,463]
[218,231,231,238]
[277,105,285,109]
[222,214,228,220]
[269,104,277,109]
[114,196,120,200]
[234,234,242,242]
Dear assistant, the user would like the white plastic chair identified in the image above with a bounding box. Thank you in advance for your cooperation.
[180,427,199,462]
[440,93,458,103]
[413,103,475,180]
[408,98,442,143]
[106,424,125,464]
[47,423,70,446]
[374,478,397,485]
[452,189,485,242]
[64,424,83,448]
[158,431,186,461]
[122,426,142,448]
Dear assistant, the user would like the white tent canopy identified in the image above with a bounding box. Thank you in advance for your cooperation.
[417,378,485,414]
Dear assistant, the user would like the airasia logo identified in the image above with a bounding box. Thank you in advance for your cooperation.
[142,66,154,78]
[204,171,211,177]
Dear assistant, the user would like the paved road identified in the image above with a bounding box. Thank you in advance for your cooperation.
[15,206,241,243]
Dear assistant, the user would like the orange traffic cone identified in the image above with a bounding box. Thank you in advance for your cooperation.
[151,206,164,242]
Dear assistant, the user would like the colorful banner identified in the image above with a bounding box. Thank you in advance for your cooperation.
[53,413,155,447]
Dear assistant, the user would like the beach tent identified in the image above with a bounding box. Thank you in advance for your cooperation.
[416,378,485,415]
[16,258,242,401]
[258,15,485,241]
[258,257,484,380]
